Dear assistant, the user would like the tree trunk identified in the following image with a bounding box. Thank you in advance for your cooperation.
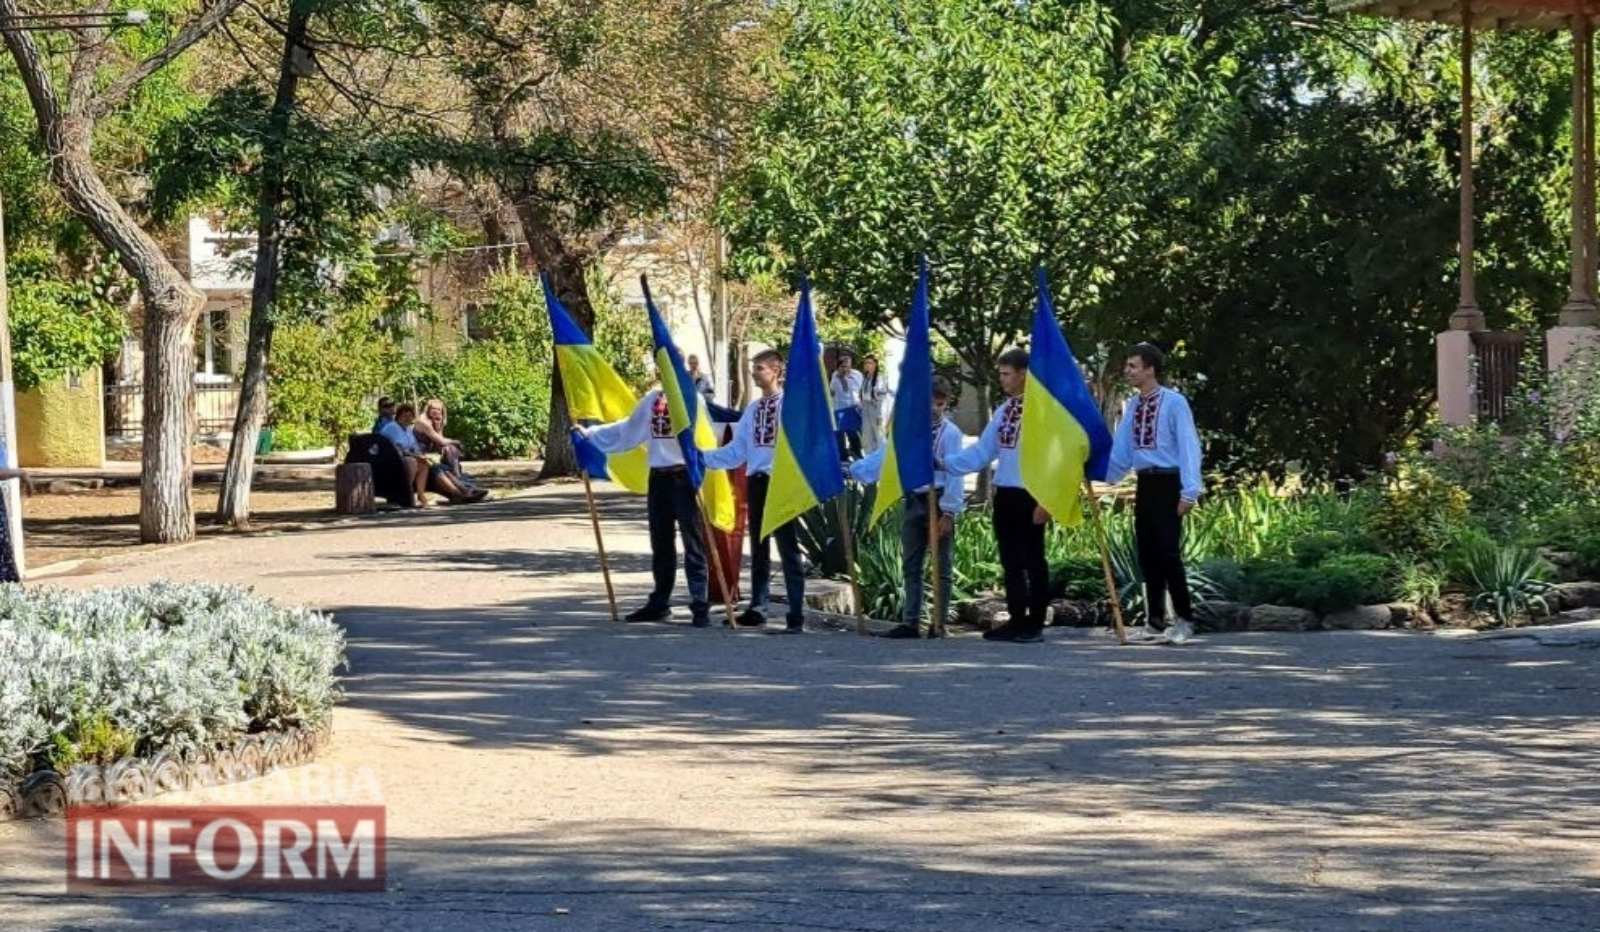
[515,201,598,480]
[141,299,199,541]
[52,120,202,543]
[218,0,315,527]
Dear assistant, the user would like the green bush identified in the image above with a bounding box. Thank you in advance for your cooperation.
[1051,556,1106,600]
[1241,553,1395,613]
[1315,553,1397,611]
[269,299,403,450]
[269,422,328,452]
[8,255,127,391]
[400,344,551,459]
[1368,467,1472,557]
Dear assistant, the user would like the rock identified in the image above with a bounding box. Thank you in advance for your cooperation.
[800,579,855,615]
[1437,592,1477,628]
[1386,602,1428,629]
[1047,599,1100,627]
[1322,605,1393,630]
[1541,550,1586,583]
[1193,601,1250,633]
[1550,581,1600,611]
[954,596,1008,630]
[1247,604,1318,632]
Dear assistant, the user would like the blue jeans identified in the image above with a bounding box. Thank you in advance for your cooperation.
[746,474,806,623]
[901,492,953,626]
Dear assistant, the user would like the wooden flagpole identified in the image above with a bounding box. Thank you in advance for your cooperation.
[1082,479,1128,645]
[578,469,620,623]
[927,487,945,638]
[697,491,740,627]
[835,496,866,635]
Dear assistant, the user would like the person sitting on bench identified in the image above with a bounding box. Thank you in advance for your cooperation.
[379,404,474,507]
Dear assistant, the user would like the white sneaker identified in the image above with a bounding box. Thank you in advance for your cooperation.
[1165,620,1195,645]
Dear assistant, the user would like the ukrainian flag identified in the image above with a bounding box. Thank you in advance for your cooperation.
[761,279,845,540]
[641,276,737,532]
[869,258,935,528]
[1019,267,1113,525]
[543,273,648,494]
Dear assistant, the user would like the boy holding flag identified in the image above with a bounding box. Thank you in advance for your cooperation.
[946,349,1049,642]
[702,347,808,633]
[578,386,714,626]
[850,376,967,638]
[577,277,737,628]
[947,268,1114,644]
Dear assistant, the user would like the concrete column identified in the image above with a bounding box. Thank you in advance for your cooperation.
[1437,330,1476,427]
[1451,0,1484,331]
[1563,15,1599,325]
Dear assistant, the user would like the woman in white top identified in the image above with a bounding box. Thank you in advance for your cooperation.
[830,348,864,461]
[857,354,892,454]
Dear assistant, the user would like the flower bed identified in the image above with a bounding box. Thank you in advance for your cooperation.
[0,583,346,818]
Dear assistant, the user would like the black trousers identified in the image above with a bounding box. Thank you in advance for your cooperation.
[993,486,1050,630]
[1135,471,1193,624]
[745,474,806,623]
[646,468,710,619]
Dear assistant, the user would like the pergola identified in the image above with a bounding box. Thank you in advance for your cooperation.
[1335,0,1600,423]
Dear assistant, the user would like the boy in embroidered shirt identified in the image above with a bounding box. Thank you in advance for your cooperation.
[945,348,1051,643]
[577,385,712,627]
[702,349,807,633]
[1105,342,1204,644]
[850,377,967,638]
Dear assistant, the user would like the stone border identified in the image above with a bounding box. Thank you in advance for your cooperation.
[0,722,332,822]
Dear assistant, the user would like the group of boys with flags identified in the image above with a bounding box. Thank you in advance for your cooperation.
[546,260,1205,646]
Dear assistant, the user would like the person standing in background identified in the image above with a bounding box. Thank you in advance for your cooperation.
[688,354,716,405]
[858,354,892,454]
[831,348,864,461]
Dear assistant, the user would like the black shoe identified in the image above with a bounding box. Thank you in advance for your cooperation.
[879,623,922,639]
[736,609,768,628]
[984,623,1043,643]
[625,604,671,623]
[691,614,713,628]
[926,624,947,639]
[781,620,805,634]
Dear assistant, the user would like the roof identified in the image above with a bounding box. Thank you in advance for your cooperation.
[1332,0,1594,30]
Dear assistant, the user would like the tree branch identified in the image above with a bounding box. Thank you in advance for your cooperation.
[88,0,250,119]
[0,1,65,128]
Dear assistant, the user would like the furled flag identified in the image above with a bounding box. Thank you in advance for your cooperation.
[761,278,845,540]
[869,257,936,528]
[641,276,737,531]
[544,273,649,494]
[1019,266,1114,525]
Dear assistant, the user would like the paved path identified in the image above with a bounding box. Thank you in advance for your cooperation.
[3,484,1598,931]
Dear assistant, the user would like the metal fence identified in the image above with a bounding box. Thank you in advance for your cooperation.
[105,382,242,437]
[1471,331,1526,424]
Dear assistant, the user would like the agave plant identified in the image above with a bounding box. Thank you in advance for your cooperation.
[796,485,877,578]
[1453,538,1554,627]
[1104,527,1232,623]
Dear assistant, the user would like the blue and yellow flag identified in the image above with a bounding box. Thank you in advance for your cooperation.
[1019,267,1114,525]
[761,279,845,540]
[870,258,936,528]
[543,273,648,494]
[641,276,737,531]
